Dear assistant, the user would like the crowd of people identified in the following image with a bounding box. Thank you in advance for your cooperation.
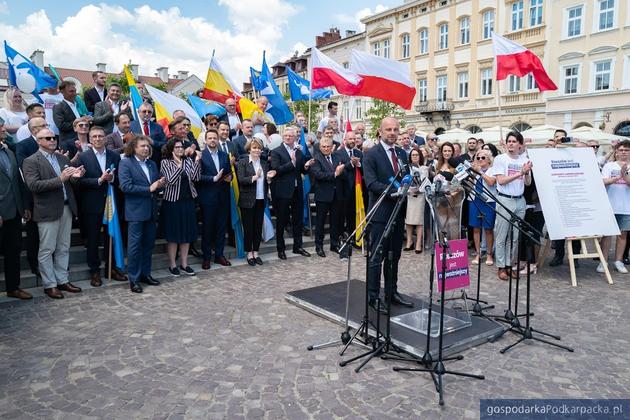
[0,74,628,302]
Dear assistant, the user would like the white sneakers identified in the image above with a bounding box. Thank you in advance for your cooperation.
[614,261,628,274]
[598,261,629,273]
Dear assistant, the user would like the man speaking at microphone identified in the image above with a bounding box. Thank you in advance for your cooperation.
[363,117,413,313]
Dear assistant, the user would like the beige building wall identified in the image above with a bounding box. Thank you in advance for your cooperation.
[546,0,630,136]
[362,0,552,137]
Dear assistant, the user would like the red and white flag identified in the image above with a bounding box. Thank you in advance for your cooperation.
[311,47,363,95]
[491,33,557,92]
[350,50,416,109]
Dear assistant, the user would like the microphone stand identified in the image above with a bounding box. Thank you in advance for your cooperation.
[393,184,484,406]
[307,169,403,355]
[339,176,411,372]
[460,171,573,353]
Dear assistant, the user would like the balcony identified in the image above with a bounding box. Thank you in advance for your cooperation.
[505,25,546,46]
[502,92,541,104]
[415,99,455,113]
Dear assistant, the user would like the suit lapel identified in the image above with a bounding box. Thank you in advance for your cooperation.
[375,144,394,178]
[203,149,218,175]
[130,157,150,185]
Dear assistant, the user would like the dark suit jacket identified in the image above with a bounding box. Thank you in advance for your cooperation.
[53,100,80,148]
[16,136,39,168]
[83,87,107,114]
[218,140,238,159]
[0,146,26,219]
[309,152,346,203]
[363,143,408,223]
[93,100,133,134]
[104,131,125,154]
[413,135,425,146]
[236,157,269,208]
[130,120,167,162]
[197,148,231,205]
[270,144,306,200]
[22,151,78,222]
[231,135,250,159]
[335,147,363,193]
[118,156,160,222]
[74,148,121,214]
[219,112,243,139]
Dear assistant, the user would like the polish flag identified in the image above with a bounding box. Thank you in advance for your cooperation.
[492,33,557,91]
[350,50,416,109]
[311,47,364,95]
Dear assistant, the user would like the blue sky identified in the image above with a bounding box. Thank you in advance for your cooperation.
[0,1,398,84]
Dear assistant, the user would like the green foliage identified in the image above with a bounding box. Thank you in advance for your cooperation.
[363,99,406,139]
[282,92,323,132]
[106,73,129,95]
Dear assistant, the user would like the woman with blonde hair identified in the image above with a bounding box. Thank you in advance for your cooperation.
[0,87,28,134]
[468,148,497,265]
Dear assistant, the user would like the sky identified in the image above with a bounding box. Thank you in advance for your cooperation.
[0,0,398,86]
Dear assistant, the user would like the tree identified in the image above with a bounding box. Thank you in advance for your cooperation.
[363,99,406,139]
[282,92,325,132]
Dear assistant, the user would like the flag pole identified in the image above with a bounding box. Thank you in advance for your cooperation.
[108,236,113,281]
[494,47,505,148]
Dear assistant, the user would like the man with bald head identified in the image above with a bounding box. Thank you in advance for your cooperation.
[252,96,274,135]
[363,117,413,313]
[221,97,243,139]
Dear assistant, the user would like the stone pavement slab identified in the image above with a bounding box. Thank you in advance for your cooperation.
[0,250,629,418]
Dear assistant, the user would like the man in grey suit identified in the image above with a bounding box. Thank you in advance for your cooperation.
[0,120,33,299]
[22,128,86,299]
[93,83,132,135]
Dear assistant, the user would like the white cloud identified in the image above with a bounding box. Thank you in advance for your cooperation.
[0,2,299,85]
[0,2,8,15]
[278,42,307,63]
[335,4,389,30]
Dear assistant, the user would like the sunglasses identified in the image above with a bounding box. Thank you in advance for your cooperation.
[476,156,486,160]
[77,123,90,128]
[591,146,600,149]
[37,136,56,141]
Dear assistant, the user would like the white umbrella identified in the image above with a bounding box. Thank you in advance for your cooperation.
[570,126,629,145]
[437,128,471,142]
[520,124,564,144]
[475,126,511,144]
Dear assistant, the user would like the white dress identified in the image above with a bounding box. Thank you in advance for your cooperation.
[405,165,429,225]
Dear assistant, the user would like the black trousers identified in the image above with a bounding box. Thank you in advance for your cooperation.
[274,189,303,251]
[342,194,354,237]
[0,216,22,292]
[367,219,404,301]
[241,200,265,252]
[24,219,39,273]
[553,239,580,259]
[84,212,111,274]
[315,200,340,249]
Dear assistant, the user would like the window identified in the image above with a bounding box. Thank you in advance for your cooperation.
[459,17,470,44]
[383,39,390,58]
[512,122,531,132]
[508,75,521,93]
[511,1,524,31]
[598,0,615,31]
[482,10,495,40]
[372,42,380,56]
[342,62,349,69]
[457,72,469,98]
[419,28,429,54]
[594,59,612,91]
[401,34,410,58]
[436,75,447,102]
[355,100,363,120]
[567,6,583,37]
[563,65,579,94]
[439,24,449,49]
[418,79,428,102]
[525,73,538,90]
[529,0,543,27]
[481,68,493,96]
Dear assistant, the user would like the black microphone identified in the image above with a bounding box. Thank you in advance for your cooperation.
[447,157,460,169]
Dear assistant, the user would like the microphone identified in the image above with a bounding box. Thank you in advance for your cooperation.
[454,162,472,182]
[391,174,413,197]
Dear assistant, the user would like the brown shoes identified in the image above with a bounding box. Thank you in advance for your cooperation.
[90,272,102,287]
[6,288,33,300]
[214,256,231,266]
[44,287,64,299]
[105,267,128,281]
[202,259,211,270]
[58,282,82,293]
[498,268,509,281]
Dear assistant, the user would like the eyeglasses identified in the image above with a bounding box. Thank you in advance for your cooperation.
[37,136,56,141]
[476,156,487,160]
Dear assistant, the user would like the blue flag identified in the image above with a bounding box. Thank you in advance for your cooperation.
[102,183,125,270]
[249,67,265,91]
[188,94,226,119]
[259,52,294,125]
[287,67,332,102]
[4,41,57,102]
[300,127,312,227]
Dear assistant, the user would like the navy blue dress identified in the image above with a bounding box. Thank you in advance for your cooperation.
[160,171,198,243]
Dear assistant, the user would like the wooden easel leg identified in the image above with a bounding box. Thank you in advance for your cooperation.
[593,238,614,285]
[537,235,550,272]
[567,239,577,287]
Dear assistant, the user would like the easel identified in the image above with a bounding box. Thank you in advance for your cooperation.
[538,235,613,286]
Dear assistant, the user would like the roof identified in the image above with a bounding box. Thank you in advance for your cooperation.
[45,66,183,90]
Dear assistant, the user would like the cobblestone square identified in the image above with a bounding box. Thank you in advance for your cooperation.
[1,251,629,419]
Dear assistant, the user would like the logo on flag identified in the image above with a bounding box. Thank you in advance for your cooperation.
[4,41,57,102]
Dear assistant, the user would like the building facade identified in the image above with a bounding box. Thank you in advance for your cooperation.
[545,0,630,137]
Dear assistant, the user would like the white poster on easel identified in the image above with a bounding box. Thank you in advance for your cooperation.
[528,148,620,240]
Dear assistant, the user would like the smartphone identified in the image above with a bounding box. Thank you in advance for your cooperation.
[560,136,573,143]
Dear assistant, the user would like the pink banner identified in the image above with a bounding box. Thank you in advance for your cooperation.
[435,239,470,292]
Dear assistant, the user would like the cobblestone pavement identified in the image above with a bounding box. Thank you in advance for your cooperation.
[1,250,629,419]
